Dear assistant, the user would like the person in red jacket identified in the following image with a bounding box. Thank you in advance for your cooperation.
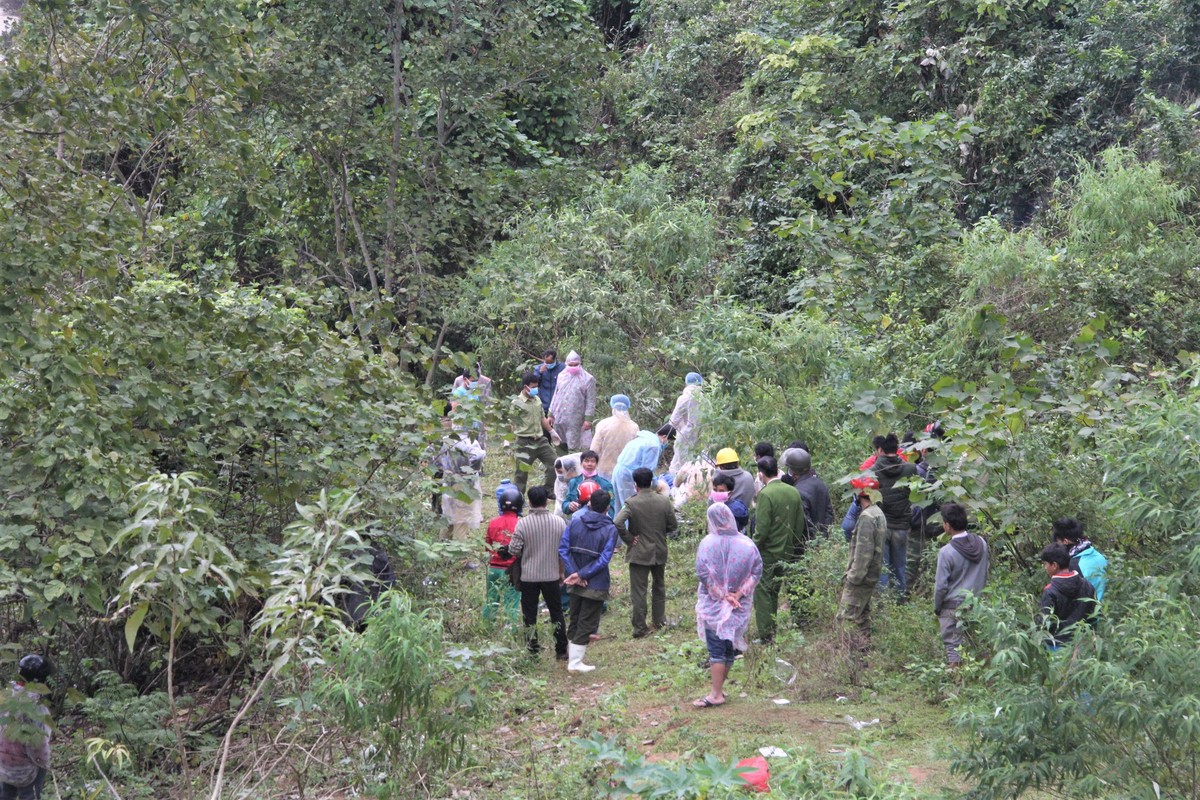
[484,486,523,624]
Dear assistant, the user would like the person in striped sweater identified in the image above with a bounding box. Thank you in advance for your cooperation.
[509,486,569,661]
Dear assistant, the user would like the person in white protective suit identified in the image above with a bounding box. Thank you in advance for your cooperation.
[611,424,676,514]
[547,350,597,454]
[435,412,486,541]
[668,372,703,474]
[589,394,640,481]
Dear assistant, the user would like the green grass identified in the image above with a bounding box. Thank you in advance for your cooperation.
[438,478,970,798]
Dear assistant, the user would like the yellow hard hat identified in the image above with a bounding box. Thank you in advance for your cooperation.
[715,447,739,466]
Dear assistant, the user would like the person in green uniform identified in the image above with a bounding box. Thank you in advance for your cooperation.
[836,475,887,649]
[751,456,804,643]
[613,467,679,637]
[511,371,556,493]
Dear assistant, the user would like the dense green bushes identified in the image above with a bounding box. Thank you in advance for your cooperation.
[4,0,1200,796]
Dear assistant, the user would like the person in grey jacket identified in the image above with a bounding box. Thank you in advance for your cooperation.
[782,447,834,539]
[933,503,989,666]
[613,467,678,637]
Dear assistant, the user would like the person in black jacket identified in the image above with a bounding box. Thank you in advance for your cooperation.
[872,433,919,597]
[1037,543,1097,649]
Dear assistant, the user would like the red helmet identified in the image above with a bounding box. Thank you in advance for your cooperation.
[850,475,880,491]
[578,480,601,503]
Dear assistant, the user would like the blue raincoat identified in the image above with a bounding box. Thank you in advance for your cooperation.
[611,430,664,513]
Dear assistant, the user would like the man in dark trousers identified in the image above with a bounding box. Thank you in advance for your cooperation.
[559,489,618,673]
[752,456,804,643]
[508,486,569,661]
[511,371,557,494]
[614,467,679,638]
[873,433,919,597]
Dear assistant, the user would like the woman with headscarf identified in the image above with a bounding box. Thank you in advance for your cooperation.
[612,424,675,514]
[589,394,640,481]
[693,502,763,708]
[669,373,703,474]
[547,351,597,454]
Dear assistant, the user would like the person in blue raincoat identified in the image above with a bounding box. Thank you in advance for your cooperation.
[612,424,676,514]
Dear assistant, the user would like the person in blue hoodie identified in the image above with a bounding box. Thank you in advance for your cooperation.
[1052,517,1107,602]
[559,490,618,673]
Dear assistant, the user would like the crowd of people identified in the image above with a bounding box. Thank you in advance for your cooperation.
[0,353,1114,800]
[442,349,1110,709]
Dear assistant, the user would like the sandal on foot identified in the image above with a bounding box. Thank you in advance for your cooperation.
[692,697,725,708]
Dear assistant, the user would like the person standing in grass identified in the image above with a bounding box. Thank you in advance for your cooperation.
[873,433,919,597]
[511,371,557,494]
[483,485,523,625]
[668,372,703,473]
[547,350,597,456]
[751,456,804,644]
[559,489,618,673]
[535,349,564,414]
[508,486,569,661]
[932,502,989,667]
[836,476,887,646]
[693,502,763,708]
[614,467,678,638]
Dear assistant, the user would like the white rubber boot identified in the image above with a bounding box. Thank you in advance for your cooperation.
[567,642,595,673]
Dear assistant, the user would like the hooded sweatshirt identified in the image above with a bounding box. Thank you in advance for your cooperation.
[713,466,755,512]
[1068,541,1108,601]
[1038,571,1097,646]
[933,532,989,614]
[874,453,918,529]
[558,509,618,598]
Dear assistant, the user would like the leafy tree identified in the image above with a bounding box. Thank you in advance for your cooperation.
[453,165,719,404]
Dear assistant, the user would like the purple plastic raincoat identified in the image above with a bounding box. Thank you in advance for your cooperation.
[695,503,763,651]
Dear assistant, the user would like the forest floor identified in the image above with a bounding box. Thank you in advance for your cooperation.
[428,475,969,799]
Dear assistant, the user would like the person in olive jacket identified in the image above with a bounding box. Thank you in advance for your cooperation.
[613,467,679,637]
[752,456,805,643]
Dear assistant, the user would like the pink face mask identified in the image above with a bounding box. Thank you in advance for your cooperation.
[581,466,597,477]
[566,364,582,375]
[709,491,730,503]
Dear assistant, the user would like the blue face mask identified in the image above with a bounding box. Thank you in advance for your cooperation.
[528,387,539,397]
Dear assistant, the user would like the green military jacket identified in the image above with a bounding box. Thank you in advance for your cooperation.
[613,489,678,566]
[845,503,887,586]
[753,479,805,562]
